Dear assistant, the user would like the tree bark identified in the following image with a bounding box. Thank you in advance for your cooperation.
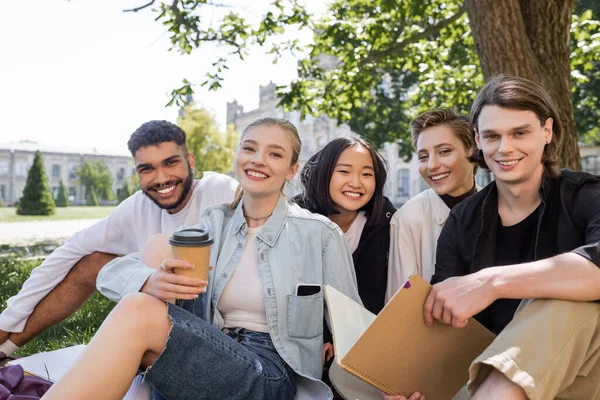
[467,0,581,170]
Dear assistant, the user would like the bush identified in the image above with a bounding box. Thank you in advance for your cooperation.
[117,181,132,204]
[17,151,56,216]
[86,187,99,206]
[55,180,70,207]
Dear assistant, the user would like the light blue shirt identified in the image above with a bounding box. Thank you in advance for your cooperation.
[97,195,362,399]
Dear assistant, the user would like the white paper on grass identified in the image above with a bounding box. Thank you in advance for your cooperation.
[9,345,151,400]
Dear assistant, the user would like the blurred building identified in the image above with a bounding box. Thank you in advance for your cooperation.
[0,141,133,205]
[227,82,421,205]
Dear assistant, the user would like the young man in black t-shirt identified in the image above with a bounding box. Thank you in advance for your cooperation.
[383,76,600,400]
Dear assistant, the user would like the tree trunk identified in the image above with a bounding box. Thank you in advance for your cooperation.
[467,0,581,170]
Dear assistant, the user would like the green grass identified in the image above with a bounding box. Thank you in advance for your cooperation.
[0,206,115,223]
[0,246,115,356]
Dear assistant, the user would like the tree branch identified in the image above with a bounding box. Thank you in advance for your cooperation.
[362,1,469,66]
[123,0,155,13]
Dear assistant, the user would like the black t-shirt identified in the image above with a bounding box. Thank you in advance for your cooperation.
[475,206,538,334]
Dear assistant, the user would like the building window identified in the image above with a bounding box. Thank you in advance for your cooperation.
[476,169,493,188]
[69,165,78,180]
[68,187,77,202]
[117,167,125,180]
[16,163,28,177]
[397,168,410,197]
[0,185,5,201]
[0,162,8,176]
[582,155,600,175]
[52,164,61,178]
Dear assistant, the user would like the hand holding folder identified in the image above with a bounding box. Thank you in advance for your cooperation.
[325,275,496,400]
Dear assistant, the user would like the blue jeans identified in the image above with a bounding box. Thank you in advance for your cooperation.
[147,297,296,400]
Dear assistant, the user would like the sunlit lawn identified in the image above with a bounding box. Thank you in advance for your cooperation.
[0,206,115,223]
[0,243,115,356]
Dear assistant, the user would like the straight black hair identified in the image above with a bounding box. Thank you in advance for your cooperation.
[299,137,388,228]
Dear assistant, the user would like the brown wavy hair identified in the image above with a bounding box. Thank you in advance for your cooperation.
[410,108,477,173]
[469,75,562,178]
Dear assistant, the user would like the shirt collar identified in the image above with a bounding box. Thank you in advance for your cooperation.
[428,189,452,225]
[232,195,289,247]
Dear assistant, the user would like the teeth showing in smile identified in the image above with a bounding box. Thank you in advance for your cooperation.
[156,185,175,194]
[247,170,268,178]
[431,173,450,181]
[343,191,361,198]
[498,160,519,166]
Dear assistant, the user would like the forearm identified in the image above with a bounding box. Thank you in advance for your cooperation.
[489,252,600,301]
[96,254,154,302]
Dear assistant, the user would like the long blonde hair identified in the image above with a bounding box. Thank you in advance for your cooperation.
[231,117,302,208]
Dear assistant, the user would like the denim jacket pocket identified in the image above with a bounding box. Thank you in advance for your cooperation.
[286,292,324,339]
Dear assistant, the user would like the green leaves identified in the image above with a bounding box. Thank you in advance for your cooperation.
[177,104,239,174]
[76,160,115,201]
[139,0,600,151]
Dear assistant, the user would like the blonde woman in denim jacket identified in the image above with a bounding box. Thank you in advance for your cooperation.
[44,118,362,400]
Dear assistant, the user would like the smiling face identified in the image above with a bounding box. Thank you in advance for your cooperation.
[476,105,552,185]
[134,141,195,213]
[416,124,475,196]
[235,125,299,201]
[328,145,376,214]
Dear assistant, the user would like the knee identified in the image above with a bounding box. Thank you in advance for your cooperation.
[520,299,599,322]
[112,293,168,331]
[141,234,172,269]
[68,252,117,289]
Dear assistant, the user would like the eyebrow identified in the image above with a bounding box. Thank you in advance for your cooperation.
[242,139,287,152]
[417,143,454,153]
[336,163,375,171]
[136,155,182,170]
[481,124,533,134]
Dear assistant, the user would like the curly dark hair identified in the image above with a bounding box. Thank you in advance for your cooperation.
[127,120,188,156]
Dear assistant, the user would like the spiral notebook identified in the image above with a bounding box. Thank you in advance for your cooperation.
[325,275,495,399]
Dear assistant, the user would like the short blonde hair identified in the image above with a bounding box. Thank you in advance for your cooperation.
[410,108,474,152]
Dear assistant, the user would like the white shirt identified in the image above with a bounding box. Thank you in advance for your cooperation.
[217,226,269,333]
[343,211,367,253]
[0,172,238,332]
[385,189,450,303]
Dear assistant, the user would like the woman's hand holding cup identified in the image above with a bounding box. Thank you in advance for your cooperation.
[141,258,207,301]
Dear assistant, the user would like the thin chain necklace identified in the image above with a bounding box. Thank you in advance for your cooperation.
[341,212,359,232]
[244,212,273,221]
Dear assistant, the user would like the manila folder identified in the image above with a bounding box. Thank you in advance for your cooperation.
[325,275,495,399]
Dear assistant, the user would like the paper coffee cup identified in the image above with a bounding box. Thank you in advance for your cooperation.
[169,228,214,282]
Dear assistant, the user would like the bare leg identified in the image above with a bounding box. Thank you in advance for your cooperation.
[140,234,172,269]
[4,252,116,347]
[43,292,170,400]
[472,369,528,400]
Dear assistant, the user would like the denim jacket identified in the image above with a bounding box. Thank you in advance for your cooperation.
[97,195,362,399]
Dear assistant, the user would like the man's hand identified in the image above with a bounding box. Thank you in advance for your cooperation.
[381,391,426,400]
[141,258,207,301]
[0,329,9,345]
[424,269,497,328]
